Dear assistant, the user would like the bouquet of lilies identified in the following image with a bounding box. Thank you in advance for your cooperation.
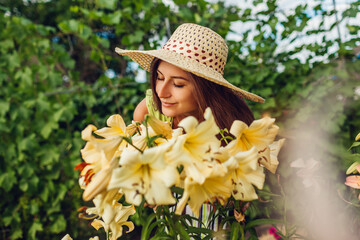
[74,108,284,240]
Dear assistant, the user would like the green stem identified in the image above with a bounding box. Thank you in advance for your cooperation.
[144,115,151,147]
[240,224,245,240]
[122,137,143,153]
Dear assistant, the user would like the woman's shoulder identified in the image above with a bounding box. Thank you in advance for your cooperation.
[133,98,148,122]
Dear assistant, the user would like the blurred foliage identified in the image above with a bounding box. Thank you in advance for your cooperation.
[0,0,359,239]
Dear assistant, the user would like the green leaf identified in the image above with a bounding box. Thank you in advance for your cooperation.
[18,133,36,152]
[101,10,122,25]
[78,24,92,40]
[175,221,190,240]
[0,39,14,52]
[40,120,58,139]
[58,19,79,33]
[40,185,49,202]
[245,219,283,229]
[230,221,240,240]
[0,170,17,192]
[10,228,23,240]
[49,214,67,233]
[19,178,29,192]
[96,0,117,10]
[141,213,157,240]
[0,101,10,117]
[128,30,145,43]
[28,221,43,240]
[349,142,360,150]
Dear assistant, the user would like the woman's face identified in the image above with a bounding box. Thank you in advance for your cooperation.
[155,61,198,121]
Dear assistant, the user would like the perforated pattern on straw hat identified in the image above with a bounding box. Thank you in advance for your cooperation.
[115,23,265,103]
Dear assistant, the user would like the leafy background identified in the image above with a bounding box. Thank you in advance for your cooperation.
[0,0,359,239]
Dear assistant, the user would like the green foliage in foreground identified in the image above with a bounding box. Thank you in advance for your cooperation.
[0,0,359,239]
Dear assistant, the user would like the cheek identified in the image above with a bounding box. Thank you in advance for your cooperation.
[183,89,197,108]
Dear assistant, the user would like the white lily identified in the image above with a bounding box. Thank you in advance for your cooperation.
[82,151,118,201]
[227,117,279,154]
[108,143,178,205]
[224,147,265,201]
[90,202,135,240]
[78,115,128,185]
[175,161,232,217]
[166,108,221,184]
[258,138,285,174]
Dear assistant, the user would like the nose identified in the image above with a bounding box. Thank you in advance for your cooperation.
[156,80,171,99]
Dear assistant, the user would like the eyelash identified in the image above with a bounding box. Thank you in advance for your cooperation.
[157,77,184,88]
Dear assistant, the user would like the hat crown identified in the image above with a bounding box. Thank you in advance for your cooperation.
[162,23,228,75]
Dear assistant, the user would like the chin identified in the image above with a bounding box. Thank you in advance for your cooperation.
[161,109,176,118]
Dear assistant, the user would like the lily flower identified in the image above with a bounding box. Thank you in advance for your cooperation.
[82,151,118,201]
[175,161,232,217]
[90,202,135,240]
[224,147,265,201]
[259,138,285,174]
[166,108,221,184]
[146,115,173,139]
[345,163,360,200]
[345,174,360,200]
[356,132,360,141]
[345,175,360,190]
[227,117,279,154]
[226,117,279,174]
[126,121,141,136]
[86,189,123,219]
[107,143,179,206]
[78,115,128,185]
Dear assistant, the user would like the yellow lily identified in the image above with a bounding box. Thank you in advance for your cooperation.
[227,117,279,154]
[224,147,265,201]
[86,189,123,218]
[78,115,128,185]
[175,162,232,217]
[108,143,178,205]
[129,122,182,151]
[356,132,360,141]
[126,120,141,136]
[90,203,135,240]
[95,114,127,139]
[166,108,221,184]
[258,138,285,174]
[82,151,119,201]
[146,115,173,139]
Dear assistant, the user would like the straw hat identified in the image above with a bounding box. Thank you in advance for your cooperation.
[115,23,264,103]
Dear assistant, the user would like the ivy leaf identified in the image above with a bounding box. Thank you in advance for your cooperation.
[28,221,43,240]
[40,120,59,139]
[101,10,122,25]
[0,170,17,192]
[10,228,23,240]
[96,0,117,10]
[0,101,10,117]
[49,214,67,233]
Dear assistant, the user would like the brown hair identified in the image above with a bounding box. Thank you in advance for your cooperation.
[150,58,254,130]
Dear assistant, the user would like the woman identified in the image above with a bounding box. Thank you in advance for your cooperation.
[115,23,266,230]
[115,23,264,130]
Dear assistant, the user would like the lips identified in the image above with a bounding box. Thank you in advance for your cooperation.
[161,101,176,108]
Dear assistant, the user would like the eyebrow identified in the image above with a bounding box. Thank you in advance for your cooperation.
[157,70,189,81]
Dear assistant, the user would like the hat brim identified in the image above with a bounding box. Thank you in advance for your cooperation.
[115,47,265,103]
